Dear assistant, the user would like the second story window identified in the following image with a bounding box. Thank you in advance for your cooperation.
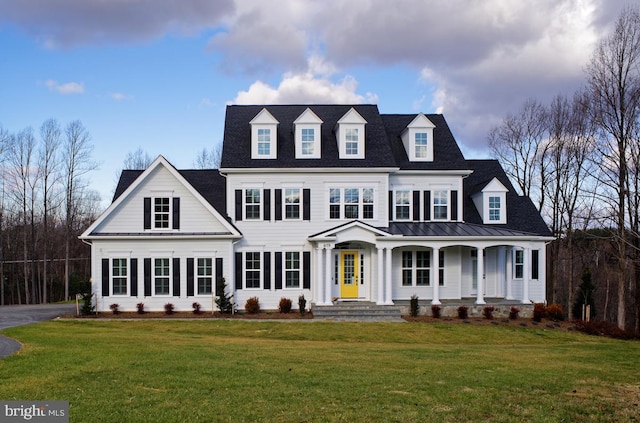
[433,190,448,220]
[395,190,411,220]
[154,197,170,228]
[285,188,300,219]
[245,189,261,220]
[329,187,374,220]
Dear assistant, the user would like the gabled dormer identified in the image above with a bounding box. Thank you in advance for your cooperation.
[471,177,508,224]
[294,108,323,159]
[335,108,366,159]
[250,108,279,159]
[401,113,435,162]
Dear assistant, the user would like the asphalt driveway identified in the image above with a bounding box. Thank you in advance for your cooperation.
[0,303,76,358]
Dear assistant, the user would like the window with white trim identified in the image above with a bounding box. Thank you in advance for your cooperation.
[433,190,448,220]
[245,252,261,289]
[438,250,445,286]
[395,190,411,220]
[415,132,428,158]
[301,128,315,156]
[285,188,300,219]
[489,196,501,221]
[154,258,170,295]
[328,187,374,220]
[257,128,271,156]
[514,250,524,279]
[197,258,213,295]
[285,252,301,288]
[112,258,128,295]
[345,128,359,155]
[245,189,261,220]
[401,250,430,286]
[154,197,170,228]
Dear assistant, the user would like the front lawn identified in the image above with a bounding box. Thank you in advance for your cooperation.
[1,320,638,422]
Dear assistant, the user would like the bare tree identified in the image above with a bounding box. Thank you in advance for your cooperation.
[123,147,153,170]
[193,143,222,169]
[586,5,640,330]
[0,125,9,305]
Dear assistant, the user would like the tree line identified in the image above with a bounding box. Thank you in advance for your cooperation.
[0,119,100,305]
[489,6,640,332]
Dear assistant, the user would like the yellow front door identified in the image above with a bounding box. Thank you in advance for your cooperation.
[340,251,359,298]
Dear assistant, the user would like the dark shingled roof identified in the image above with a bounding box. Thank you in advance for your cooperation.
[113,169,227,216]
[463,160,551,237]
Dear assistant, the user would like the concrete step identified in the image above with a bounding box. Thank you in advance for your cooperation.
[312,302,404,322]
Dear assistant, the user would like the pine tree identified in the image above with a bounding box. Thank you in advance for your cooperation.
[215,277,234,314]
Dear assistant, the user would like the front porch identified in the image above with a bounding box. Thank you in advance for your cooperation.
[394,298,534,318]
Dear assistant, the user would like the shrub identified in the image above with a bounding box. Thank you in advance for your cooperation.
[533,303,546,322]
[192,302,202,314]
[80,292,95,316]
[136,302,145,314]
[409,295,419,317]
[215,277,235,314]
[431,304,442,319]
[298,295,307,316]
[574,320,636,340]
[457,306,468,320]
[546,303,564,321]
[245,297,260,314]
[279,297,292,314]
[509,306,520,320]
[164,303,175,315]
[109,303,120,315]
[482,306,495,320]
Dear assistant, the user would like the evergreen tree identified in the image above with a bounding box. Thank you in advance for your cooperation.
[215,277,234,314]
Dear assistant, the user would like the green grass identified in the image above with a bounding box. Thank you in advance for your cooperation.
[1,320,639,422]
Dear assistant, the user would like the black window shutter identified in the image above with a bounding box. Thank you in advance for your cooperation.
[531,250,540,280]
[130,258,138,297]
[143,197,151,229]
[215,257,223,295]
[235,252,243,290]
[173,258,180,297]
[172,197,180,229]
[450,190,458,221]
[263,189,271,221]
[187,258,194,297]
[144,258,151,297]
[275,252,283,290]
[424,191,431,220]
[303,252,311,289]
[235,190,242,221]
[263,252,271,290]
[413,191,421,221]
[275,189,282,221]
[102,258,110,297]
[303,189,311,221]
[388,191,393,221]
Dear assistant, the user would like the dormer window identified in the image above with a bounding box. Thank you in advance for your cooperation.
[471,177,508,224]
[336,108,366,159]
[250,108,278,159]
[489,196,501,221]
[401,113,435,162]
[294,108,322,159]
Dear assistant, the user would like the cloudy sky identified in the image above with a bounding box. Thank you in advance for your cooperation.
[0,0,626,207]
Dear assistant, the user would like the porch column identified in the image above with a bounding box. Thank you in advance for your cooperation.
[497,246,506,298]
[522,247,530,304]
[377,247,385,305]
[506,247,514,300]
[324,246,332,304]
[315,247,325,305]
[384,248,393,305]
[476,247,486,305]
[432,247,441,305]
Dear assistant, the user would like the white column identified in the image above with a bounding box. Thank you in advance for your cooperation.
[316,247,324,305]
[476,247,486,305]
[506,247,514,300]
[324,246,332,305]
[432,247,441,305]
[522,248,530,304]
[377,247,385,305]
[497,246,506,298]
[384,248,393,305]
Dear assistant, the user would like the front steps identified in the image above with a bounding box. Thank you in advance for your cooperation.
[312,301,404,322]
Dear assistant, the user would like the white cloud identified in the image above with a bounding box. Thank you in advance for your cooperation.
[45,79,84,94]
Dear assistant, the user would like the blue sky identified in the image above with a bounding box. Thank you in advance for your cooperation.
[0,0,625,208]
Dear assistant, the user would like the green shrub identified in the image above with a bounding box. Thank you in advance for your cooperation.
[509,306,520,320]
[482,306,495,320]
[457,306,468,320]
[109,303,120,315]
[80,292,95,316]
[215,277,235,314]
[533,303,546,322]
[245,297,260,314]
[164,303,175,315]
[298,295,307,315]
[279,297,292,314]
[431,304,441,319]
[409,295,419,317]
[546,303,564,321]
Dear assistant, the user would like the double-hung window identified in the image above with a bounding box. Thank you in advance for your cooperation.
[489,196,501,221]
[345,128,359,155]
[245,189,261,220]
[197,258,213,295]
[257,128,271,156]
[112,258,128,295]
[328,187,374,220]
[433,190,448,220]
[154,258,170,295]
[154,198,170,228]
[438,251,445,286]
[514,250,524,279]
[415,132,428,158]
[245,252,261,289]
[402,250,431,286]
[395,190,411,220]
[285,252,301,288]
[301,128,315,156]
[285,188,300,219]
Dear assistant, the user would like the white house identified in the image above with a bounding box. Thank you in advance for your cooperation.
[80,104,553,313]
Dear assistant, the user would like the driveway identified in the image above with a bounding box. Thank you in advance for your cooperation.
[0,303,76,358]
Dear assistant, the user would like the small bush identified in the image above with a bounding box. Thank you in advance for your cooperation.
[409,295,419,317]
[533,303,546,322]
[509,306,520,320]
[546,303,564,321]
[298,295,307,315]
[574,320,636,340]
[431,304,442,319]
[457,306,468,320]
[482,306,495,320]
[245,297,260,314]
[109,303,120,315]
[192,302,202,314]
[215,277,235,314]
[80,292,95,316]
[136,302,145,314]
[279,297,292,314]
[164,303,175,315]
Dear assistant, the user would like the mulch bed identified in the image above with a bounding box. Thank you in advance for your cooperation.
[78,311,314,320]
[403,315,578,331]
